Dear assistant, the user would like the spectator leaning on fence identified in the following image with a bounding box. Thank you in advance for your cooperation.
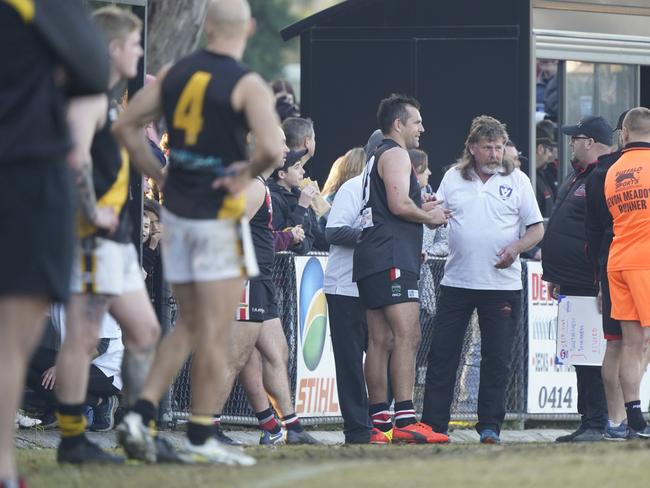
[353,94,450,445]
[584,110,631,440]
[604,107,650,438]
[421,115,544,445]
[542,115,613,443]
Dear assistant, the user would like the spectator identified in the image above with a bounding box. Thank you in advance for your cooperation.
[504,140,526,171]
[271,79,300,121]
[26,306,123,432]
[604,107,650,438]
[584,110,633,440]
[536,59,558,121]
[543,115,613,442]
[322,147,366,204]
[535,122,558,218]
[282,117,316,166]
[422,115,544,444]
[353,94,450,445]
[323,134,377,444]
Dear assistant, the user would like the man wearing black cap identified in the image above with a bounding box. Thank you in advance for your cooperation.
[535,121,558,218]
[542,115,614,442]
[584,111,633,439]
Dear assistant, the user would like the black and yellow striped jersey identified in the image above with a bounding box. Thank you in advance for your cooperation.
[161,50,251,220]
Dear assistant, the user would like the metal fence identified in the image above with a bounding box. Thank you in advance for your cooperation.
[162,253,534,426]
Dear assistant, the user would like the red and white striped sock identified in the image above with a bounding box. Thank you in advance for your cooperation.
[255,408,281,435]
[394,400,416,428]
[369,403,393,432]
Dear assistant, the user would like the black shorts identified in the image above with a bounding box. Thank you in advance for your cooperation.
[357,267,420,310]
[0,160,75,302]
[601,273,622,340]
[237,279,279,323]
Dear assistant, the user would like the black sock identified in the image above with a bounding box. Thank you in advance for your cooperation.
[133,399,158,427]
[187,421,213,446]
[57,403,87,450]
[281,413,303,432]
[394,400,417,428]
[369,403,392,432]
[625,400,646,431]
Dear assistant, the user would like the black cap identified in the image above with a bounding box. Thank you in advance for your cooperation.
[561,115,613,145]
[364,129,384,156]
[615,110,629,131]
[281,148,308,171]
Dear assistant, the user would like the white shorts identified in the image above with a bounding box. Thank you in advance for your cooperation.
[70,237,144,295]
[161,208,258,284]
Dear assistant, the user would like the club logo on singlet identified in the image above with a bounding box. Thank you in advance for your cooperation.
[615,167,641,191]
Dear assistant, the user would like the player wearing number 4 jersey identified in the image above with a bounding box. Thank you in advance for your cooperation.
[113,0,283,465]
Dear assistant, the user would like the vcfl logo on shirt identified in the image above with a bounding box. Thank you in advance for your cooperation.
[498,185,513,200]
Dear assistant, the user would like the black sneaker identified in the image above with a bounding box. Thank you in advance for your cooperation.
[91,395,119,432]
[57,437,124,464]
[154,436,185,464]
[286,429,321,445]
[555,427,586,443]
[214,426,242,446]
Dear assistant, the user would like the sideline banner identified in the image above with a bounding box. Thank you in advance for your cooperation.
[527,262,650,413]
[527,262,576,413]
[294,256,340,417]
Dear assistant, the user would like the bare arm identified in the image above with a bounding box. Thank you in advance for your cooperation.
[495,222,545,269]
[232,73,283,177]
[245,178,266,220]
[380,148,449,227]
[112,67,169,185]
[67,95,116,232]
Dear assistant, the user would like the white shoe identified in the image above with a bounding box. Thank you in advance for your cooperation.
[15,410,42,428]
[116,411,157,463]
[178,438,256,466]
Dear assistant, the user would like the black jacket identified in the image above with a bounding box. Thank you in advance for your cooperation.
[585,151,622,278]
[268,179,328,254]
[541,161,598,291]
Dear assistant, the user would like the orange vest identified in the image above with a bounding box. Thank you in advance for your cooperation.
[605,144,650,270]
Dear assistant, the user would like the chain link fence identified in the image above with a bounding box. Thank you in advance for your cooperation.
[162,253,531,425]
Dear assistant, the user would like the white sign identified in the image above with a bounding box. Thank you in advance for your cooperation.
[556,296,606,366]
[527,262,577,414]
[527,262,650,413]
[294,256,341,417]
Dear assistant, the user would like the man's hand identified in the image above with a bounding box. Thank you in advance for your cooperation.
[298,185,317,208]
[290,225,305,244]
[93,207,118,234]
[423,200,452,228]
[41,366,56,390]
[495,244,520,269]
[547,282,560,300]
[212,161,251,195]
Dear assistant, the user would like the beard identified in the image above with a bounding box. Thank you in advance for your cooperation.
[479,160,502,175]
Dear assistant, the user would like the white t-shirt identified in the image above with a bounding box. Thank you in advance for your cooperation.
[57,307,124,390]
[323,174,363,297]
[436,167,542,290]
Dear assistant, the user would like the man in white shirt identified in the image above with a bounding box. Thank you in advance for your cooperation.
[421,115,544,444]
[324,172,371,444]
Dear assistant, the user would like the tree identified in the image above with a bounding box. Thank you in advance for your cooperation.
[243,0,299,82]
[147,0,210,74]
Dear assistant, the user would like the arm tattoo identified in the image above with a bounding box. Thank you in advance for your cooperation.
[73,162,98,223]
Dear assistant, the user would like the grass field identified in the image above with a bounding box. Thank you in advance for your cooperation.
[17,441,650,488]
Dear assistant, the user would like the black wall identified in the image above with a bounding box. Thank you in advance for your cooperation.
[295,0,531,190]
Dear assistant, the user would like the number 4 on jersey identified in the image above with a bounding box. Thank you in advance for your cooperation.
[173,71,212,146]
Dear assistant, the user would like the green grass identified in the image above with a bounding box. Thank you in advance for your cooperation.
[18,441,650,488]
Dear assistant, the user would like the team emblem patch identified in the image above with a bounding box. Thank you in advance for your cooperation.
[498,185,513,200]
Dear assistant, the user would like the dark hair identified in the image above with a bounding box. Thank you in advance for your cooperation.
[408,149,428,174]
[377,94,421,134]
[143,198,161,218]
[271,79,296,98]
[282,117,314,150]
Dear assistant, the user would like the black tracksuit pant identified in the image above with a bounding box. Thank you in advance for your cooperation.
[422,286,521,434]
[326,294,371,443]
[561,286,608,432]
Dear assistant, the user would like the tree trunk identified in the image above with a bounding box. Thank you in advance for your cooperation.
[146,0,209,74]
